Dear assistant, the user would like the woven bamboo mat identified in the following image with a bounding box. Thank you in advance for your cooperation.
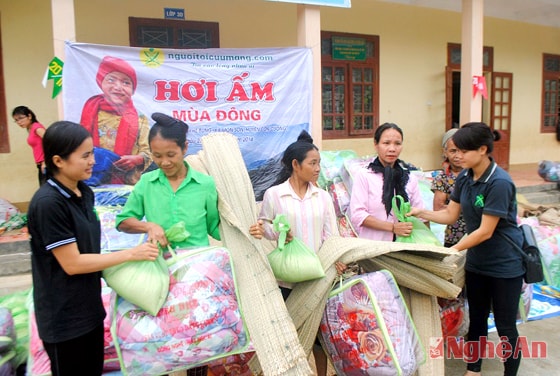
[194,133,463,375]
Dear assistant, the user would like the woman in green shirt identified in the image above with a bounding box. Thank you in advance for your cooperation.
[116,112,220,249]
[116,113,220,376]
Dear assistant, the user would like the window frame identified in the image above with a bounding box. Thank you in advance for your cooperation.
[447,43,494,71]
[541,53,560,134]
[321,31,379,140]
[129,17,219,49]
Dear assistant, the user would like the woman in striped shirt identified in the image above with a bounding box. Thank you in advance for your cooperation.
[249,130,345,376]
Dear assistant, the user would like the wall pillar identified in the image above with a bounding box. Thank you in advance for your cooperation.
[297,5,322,148]
[460,0,484,125]
[51,0,76,120]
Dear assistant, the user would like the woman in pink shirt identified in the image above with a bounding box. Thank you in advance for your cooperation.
[349,122,424,241]
[13,106,47,186]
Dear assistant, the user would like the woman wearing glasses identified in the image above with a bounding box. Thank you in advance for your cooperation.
[12,105,47,186]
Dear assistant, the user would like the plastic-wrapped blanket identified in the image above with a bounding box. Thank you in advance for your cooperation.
[111,246,251,376]
[207,351,256,376]
[97,205,147,252]
[340,156,373,194]
[329,177,351,217]
[318,150,359,189]
[93,184,134,207]
[320,270,425,376]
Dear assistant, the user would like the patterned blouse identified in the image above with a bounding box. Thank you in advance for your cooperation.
[431,170,467,246]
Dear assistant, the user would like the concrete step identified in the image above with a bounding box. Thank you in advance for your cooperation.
[517,182,559,194]
[0,233,31,277]
[518,183,560,205]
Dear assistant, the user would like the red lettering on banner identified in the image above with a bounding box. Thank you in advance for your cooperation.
[154,80,181,101]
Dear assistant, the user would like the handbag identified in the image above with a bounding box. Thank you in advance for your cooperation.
[498,224,544,284]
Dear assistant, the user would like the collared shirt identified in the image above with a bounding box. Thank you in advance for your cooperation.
[28,178,105,343]
[259,179,339,253]
[450,159,524,278]
[116,161,220,247]
[349,162,424,241]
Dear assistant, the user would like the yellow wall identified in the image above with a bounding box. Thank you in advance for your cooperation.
[485,18,560,164]
[0,1,59,204]
[1,0,559,205]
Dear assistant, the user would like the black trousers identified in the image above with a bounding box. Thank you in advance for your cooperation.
[465,271,523,376]
[43,324,104,376]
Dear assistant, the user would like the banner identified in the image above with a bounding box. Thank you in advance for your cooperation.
[63,42,312,197]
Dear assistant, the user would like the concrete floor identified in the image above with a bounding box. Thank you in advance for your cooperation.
[444,315,560,375]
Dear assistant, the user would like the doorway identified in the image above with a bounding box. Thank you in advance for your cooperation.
[445,44,512,170]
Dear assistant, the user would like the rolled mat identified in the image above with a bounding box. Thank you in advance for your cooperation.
[195,132,464,375]
[198,133,313,376]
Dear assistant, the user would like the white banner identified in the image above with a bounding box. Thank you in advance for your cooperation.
[63,42,312,196]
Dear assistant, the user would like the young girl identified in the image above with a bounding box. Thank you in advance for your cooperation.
[27,121,159,376]
[12,105,47,186]
[408,122,524,376]
[249,130,345,376]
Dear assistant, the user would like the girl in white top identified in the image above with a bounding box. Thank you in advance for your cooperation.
[249,130,345,376]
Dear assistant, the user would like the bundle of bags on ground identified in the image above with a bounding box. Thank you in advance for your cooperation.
[0,307,17,375]
[537,160,560,182]
[0,198,26,233]
[0,290,29,375]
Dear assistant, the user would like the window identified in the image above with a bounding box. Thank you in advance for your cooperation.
[542,54,560,133]
[321,32,379,139]
[0,20,9,153]
[447,43,494,71]
[129,17,219,48]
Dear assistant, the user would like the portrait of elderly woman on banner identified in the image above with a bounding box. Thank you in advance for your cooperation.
[80,55,152,185]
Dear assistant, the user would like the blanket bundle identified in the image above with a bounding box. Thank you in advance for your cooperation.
[320,270,425,376]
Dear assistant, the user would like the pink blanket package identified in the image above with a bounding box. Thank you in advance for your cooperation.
[111,246,252,376]
[320,270,425,376]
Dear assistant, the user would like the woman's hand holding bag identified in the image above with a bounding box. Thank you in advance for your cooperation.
[391,195,442,246]
[266,214,326,283]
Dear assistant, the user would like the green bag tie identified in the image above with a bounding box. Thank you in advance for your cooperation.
[160,221,191,260]
[391,194,442,246]
[391,194,411,223]
[272,214,290,251]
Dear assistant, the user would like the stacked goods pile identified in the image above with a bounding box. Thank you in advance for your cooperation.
[190,133,464,376]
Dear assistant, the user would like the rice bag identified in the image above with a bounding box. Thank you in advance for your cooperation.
[266,214,325,283]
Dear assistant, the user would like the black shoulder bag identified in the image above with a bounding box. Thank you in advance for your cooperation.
[498,224,544,284]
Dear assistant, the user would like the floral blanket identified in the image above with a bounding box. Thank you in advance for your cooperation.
[320,270,424,376]
[112,246,251,376]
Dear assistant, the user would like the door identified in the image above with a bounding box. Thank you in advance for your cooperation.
[490,72,513,170]
[445,69,513,170]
